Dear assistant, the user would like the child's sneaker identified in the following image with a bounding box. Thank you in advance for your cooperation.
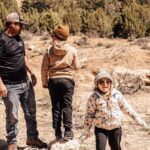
[55,128,62,140]
[26,138,47,148]
[63,129,74,141]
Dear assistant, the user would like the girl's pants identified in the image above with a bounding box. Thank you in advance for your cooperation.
[95,127,122,150]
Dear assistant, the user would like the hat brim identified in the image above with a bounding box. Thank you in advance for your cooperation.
[19,20,28,25]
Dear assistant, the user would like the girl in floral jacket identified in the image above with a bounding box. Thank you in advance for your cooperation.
[83,70,149,150]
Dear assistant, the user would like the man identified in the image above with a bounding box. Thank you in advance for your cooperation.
[0,12,47,150]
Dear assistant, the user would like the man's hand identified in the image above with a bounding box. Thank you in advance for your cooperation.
[0,82,7,97]
[31,74,37,86]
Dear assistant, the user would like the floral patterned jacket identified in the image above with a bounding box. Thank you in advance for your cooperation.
[84,89,148,132]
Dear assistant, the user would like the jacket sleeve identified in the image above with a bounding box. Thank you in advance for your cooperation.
[117,92,148,129]
[72,49,81,70]
[84,95,96,133]
[41,51,50,86]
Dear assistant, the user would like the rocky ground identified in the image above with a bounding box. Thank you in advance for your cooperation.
[0,32,150,150]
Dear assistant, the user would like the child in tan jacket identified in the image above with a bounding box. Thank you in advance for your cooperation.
[41,25,81,141]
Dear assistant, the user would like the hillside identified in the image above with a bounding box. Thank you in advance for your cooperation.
[0,31,150,149]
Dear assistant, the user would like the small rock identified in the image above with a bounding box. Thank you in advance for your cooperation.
[49,139,80,150]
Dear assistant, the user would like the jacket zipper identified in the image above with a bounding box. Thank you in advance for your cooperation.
[106,101,111,129]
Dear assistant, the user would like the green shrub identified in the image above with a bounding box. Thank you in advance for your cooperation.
[114,2,150,38]
[1,0,18,12]
[85,8,113,37]
[0,2,8,23]
[39,11,62,33]
[63,9,82,34]
[22,0,32,12]
[0,2,8,31]
[0,20,4,32]
[0,0,19,31]
[23,9,40,33]
[20,0,150,38]
[77,0,102,10]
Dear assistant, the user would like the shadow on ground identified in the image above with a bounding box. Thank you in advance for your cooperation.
[0,139,7,150]
[0,139,28,150]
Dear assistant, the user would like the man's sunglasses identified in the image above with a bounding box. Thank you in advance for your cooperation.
[14,22,23,26]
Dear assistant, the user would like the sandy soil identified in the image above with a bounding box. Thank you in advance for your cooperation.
[0,33,150,150]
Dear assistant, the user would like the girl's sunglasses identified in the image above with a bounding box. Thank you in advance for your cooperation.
[98,79,112,85]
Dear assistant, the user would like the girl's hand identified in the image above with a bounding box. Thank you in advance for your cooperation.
[79,134,87,142]
[85,131,90,138]
[146,129,150,135]
[79,131,90,142]
[145,127,150,135]
[143,125,150,135]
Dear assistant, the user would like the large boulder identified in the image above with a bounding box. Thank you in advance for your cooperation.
[111,67,150,94]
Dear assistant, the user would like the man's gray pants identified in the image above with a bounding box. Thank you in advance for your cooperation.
[2,79,38,144]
